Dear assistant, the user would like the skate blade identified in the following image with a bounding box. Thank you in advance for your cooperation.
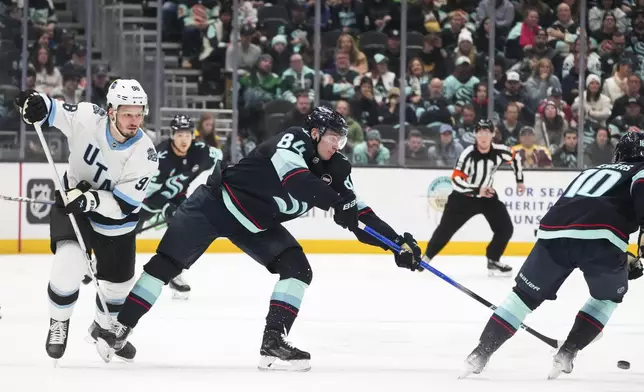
[547,360,571,380]
[86,335,134,363]
[52,359,59,368]
[488,270,513,278]
[95,337,115,363]
[258,356,311,372]
[171,290,190,300]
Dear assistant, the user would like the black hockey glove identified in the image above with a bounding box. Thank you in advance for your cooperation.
[393,233,423,272]
[15,90,48,125]
[62,180,100,214]
[332,192,358,230]
[162,202,178,220]
[627,252,643,281]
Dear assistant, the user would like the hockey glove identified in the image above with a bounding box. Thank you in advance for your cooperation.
[63,181,100,214]
[393,233,423,272]
[627,252,643,281]
[162,202,178,220]
[15,90,48,125]
[332,192,358,230]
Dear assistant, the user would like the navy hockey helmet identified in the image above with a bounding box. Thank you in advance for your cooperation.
[475,118,494,132]
[305,106,349,149]
[170,114,194,136]
[613,130,644,163]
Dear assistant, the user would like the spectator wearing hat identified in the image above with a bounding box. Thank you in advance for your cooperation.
[534,100,568,151]
[384,28,402,76]
[443,56,480,104]
[441,10,472,53]
[602,57,632,103]
[82,64,110,109]
[360,54,397,105]
[495,71,535,125]
[512,126,552,168]
[584,127,614,167]
[537,86,573,123]
[352,129,391,166]
[571,74,612,126]
[609,74,644,122]
[268,35,291,76]
[524,57,561,110]
[551,129,578,168]
[225,25,262,72]
[450,29,476,72]
[608,97,644,139]
[428,123,464,167]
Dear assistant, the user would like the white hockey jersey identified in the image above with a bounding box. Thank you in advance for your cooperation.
[39,94,159,237]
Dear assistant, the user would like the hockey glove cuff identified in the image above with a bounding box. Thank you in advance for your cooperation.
[627,252,643,281]
[393,233,423,272]
[332,192,359,231]
[63,181,100,214]
[162,202,179,220]
[15,90,48,125]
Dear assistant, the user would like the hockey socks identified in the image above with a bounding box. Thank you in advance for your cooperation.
[48,282,79,321]
[477,291,533,354]
[117,272,164,328]
[265,278,308,334]
[564,298,617,350]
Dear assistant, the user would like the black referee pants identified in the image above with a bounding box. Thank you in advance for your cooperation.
[425,192,513,261]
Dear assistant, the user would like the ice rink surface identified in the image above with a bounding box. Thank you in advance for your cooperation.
[0,253,643,392]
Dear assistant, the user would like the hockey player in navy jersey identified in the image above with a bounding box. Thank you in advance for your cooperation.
[16,80,159,362]
[138,114,223,299]
[94,106,423,371]
[461,131,644,379]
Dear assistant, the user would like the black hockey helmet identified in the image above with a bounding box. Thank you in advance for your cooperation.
[170,114,194,135]
[613,130,644,163]
[475,118,494,132]
[305,106,348,137]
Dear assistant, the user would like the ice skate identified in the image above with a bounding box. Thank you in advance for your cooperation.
[548,344,578,379]
[46,318,69,360]
[487,259,513,277]
[258,329,311,372]
[169,273,191,300]
[94,320,134,363]
[86,321,136,362]
[459,346,491,379]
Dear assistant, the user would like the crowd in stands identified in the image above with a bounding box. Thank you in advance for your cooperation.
[4,0,644,169]
[159,0,644,169]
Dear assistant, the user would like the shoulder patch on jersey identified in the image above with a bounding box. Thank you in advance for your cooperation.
[321,173,332,185]
[92,104,107,117]
[147,147,158,162]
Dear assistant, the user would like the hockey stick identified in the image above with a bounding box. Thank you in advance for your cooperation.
[359,223,561,349]
[32,122,112,329]
[136,217,168,235]
[0,194,55,205]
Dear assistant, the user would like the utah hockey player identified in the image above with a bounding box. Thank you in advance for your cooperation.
[94,106,423,371]
[16,79,158,362]
[138,114,223,299]
[461,131,644,379]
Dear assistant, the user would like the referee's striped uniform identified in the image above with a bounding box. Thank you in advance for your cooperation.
[424,143,524,273]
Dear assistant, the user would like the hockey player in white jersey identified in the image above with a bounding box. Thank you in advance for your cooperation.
[16,79,158,361]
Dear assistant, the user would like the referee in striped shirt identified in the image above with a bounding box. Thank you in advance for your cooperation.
[422,118,526,276]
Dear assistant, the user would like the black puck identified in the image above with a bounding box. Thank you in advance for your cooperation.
[617,360,630,370]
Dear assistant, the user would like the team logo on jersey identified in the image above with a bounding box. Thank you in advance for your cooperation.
[427,176,453,223]
[26,179,55,224]
[274,194,309,217]
[147,148,158,162]
[312,157,319,163]
[321,173,332,185]
[92,104,106,116]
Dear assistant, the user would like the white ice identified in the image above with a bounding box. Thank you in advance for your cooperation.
[0,254,643,392]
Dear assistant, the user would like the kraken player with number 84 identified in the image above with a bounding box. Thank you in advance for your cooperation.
[94,106,423,371]
[462,131,644,380]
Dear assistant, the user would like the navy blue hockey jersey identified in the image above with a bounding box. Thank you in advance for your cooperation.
[537,162,644,251]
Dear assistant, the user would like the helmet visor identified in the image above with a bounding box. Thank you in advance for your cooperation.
[322,131,347,150]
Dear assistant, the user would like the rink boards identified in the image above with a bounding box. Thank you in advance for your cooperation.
[0,163,637,255]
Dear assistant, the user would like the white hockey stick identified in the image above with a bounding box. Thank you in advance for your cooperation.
[0,194,55,205]
[32,122,112,327]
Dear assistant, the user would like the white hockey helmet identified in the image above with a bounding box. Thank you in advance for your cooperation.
[106,79,149,115]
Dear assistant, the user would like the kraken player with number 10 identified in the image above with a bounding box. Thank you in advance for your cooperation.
[461,131,644,379]
[95,106,424,371]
